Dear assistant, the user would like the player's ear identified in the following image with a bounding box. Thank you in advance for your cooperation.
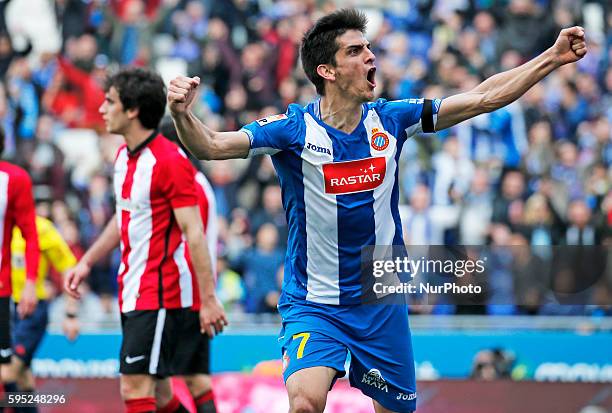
[316,64,336,82]
[126,107,139,121]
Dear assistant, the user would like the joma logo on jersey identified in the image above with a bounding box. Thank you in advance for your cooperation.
[362,368,389,393]
[323,157,386,195]
[306,142,331,155]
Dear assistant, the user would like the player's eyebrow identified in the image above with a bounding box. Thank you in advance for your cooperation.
[345,42,371,52]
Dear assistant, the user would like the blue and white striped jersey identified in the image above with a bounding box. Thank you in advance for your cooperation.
[241,98,441,305]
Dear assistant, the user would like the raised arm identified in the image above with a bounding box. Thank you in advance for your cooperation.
[167,76,250,160]
[436,26,587,131]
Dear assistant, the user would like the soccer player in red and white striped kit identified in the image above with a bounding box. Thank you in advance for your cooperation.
[65,68,227,413]
[0,127,39,407]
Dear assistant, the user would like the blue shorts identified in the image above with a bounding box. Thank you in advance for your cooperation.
[278,299,417,412]
[12,299,49,367]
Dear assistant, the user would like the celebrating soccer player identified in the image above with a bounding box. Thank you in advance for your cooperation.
[64,68,227,413]
[168,9,587,413]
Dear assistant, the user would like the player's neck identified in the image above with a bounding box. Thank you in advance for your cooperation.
[124,125,156,153]
[319,94,363,134]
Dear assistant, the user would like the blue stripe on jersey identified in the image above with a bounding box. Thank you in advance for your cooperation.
[271,127,308,303]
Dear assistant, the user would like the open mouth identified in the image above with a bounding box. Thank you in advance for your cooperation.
[367,67,377,88]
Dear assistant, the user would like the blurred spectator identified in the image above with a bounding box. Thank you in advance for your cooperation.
[523,193,562,246]
[459,168,494,244]
[215,251,245,313]
[492,170,526,225]
[497,0,555,59]
[0,31,31,79]
[564,199,599,245]
[28,115,68,201]
[401,184,457,245]
[232,223,284,313]
[431,135,474,206]
[231,223,284,314]
[250,184,287,247]
[470,348,515,380]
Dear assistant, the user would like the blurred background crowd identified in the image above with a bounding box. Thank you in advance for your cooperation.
[0,0,610,323]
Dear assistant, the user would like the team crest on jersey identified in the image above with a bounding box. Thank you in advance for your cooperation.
[256,114,288,126]
[370,128,389,151]
[323,157,386,195]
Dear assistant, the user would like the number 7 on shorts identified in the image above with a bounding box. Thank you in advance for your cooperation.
[292,332,310,359]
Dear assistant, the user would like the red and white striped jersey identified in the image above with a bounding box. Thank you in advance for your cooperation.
[0,161,39,297]
[113,133,199,313]
[187,170,218,311]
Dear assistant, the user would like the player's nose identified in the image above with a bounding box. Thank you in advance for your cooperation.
[365,48,376,64]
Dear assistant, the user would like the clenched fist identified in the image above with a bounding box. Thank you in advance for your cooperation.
[167,76,201,115]
[551,26,587,66]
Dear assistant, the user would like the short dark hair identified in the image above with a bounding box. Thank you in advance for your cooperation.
[104,67,166,130]
[300,9,368,96]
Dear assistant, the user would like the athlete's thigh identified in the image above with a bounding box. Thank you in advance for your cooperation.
[286,366,337,413]
[280,330,347,384]
[347,304,417,413]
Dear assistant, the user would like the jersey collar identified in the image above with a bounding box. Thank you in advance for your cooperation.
[128,130,158,156]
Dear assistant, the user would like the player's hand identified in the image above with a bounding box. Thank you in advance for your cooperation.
[62,317,80,341]
[64,261,91,299]
[551,26,587,66]
[17,280,38,319]
[199,295,228,338]
[167,76,200,116]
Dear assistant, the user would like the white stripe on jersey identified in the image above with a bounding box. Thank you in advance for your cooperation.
[0,172,8,271]
[114,149,129,281]
[364,108,398,246]
[302,113,340,304]
[121,148,156,313]
[174,238,193,308]
[195,172,218,275]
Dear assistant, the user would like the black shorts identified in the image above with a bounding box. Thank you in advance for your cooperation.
[120,308,186,378]
[171,310,210,375]
[0,297,12,364]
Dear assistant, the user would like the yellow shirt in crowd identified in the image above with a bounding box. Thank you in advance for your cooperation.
[11,216,76,302]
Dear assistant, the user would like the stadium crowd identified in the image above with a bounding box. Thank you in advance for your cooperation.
[0,0,610,322]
